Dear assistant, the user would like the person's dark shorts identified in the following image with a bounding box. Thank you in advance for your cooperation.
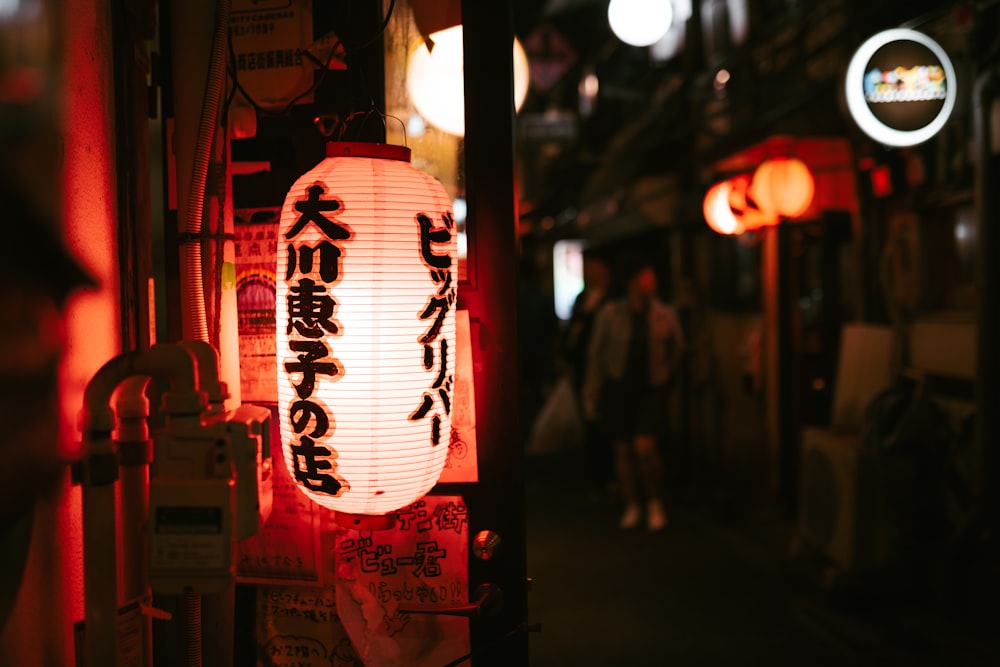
[604,380,669,443]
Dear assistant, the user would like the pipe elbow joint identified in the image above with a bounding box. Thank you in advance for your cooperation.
[81,351,143,434]
[137,343,208,418]
[178,340,230,407]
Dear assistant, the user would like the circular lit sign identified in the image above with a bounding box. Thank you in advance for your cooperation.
[845,28,956,147]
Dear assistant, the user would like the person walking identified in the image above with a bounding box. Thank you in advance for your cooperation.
[584,259,685,531]
[563,249,614,490]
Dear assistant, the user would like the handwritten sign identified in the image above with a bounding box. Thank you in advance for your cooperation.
[256,586,362,667]
[333,495,470,666]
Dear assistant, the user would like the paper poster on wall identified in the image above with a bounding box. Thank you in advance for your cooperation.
[231,0,344,110]
[333,495,471,666]
[234,211,279,403]
[439,310,479,483]
[255,586,362,667]
[238,405,323,585]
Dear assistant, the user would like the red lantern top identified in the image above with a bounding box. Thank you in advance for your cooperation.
[325,141,411,162]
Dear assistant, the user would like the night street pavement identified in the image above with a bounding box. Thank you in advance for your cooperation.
[523,450,998,667]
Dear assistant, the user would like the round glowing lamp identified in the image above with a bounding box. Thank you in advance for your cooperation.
[702,180,743,235]
[608,0,674,47]
[276,142,457,522]
[406,25,530,136]
[750,157,815,219]
[724,174,774,231]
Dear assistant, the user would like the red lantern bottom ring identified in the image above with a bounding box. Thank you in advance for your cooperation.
[333,511,398,532]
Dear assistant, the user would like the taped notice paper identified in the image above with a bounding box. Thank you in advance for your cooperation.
[231,0,344,110]
[439,310,478,483]
[117,596,149,667]
[256,586,362,667]
[333,495,471,666]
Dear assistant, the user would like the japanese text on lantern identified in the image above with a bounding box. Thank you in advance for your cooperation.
[408,212,456,446]
[283,184,350,498]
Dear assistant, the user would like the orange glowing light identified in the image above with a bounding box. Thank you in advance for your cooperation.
[726,174,776,231]
[702,181,743,235]
[750,157,815,219]
[276,142,457,516]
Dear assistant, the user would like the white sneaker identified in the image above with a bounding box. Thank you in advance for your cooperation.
[647,501,668,531]
[619,504,642,530]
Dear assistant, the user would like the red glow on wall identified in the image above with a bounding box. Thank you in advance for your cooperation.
[871,165,894,198]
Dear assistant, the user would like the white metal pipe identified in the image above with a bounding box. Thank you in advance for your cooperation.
[80,355,138,667]
[81,453,118,667]
[178,340,229,415]
[112,375,153,667]
[82,351,142,446]
[135,344,205,418]
[112,376,152,603]
[80,344,205,667]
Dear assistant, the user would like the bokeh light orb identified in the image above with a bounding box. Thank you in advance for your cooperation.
[702,180,743,235]
[608,0,674,47]
[406,25,529,136]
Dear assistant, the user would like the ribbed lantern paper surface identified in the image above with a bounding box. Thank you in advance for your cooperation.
[276,142,457,516]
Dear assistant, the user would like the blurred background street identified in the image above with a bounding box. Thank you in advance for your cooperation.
[524,448,999,666]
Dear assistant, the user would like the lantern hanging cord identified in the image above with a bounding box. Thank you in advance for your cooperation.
[315,108,403,145]
[347,0,396,51]
[386,112,407,145]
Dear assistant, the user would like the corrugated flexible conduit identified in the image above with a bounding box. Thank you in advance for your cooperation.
[181,0,231,345]
[178,0,231,662]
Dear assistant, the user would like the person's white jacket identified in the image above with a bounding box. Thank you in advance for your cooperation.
[584,297,685,417]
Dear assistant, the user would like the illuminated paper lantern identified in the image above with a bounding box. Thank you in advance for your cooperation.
[726,174,776,231]
[276,142,457,518]
[750,157,815,219]
[702,180,743,235]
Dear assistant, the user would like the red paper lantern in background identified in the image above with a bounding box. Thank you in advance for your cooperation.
[276,142,457,518]
[702,180,743,235]
[750,157,815,219]
[726,174,776,231]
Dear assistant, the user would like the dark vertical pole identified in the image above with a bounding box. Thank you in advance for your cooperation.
[971,67,999,543]
[462,0,528,664]
[777,222,798,517]
[113,0,155,350]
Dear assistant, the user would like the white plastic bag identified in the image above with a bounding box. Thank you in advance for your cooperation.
[527,377,583,455]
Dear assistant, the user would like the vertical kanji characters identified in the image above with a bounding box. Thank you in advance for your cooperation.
[409,212,456,446]
[282,183,351,497]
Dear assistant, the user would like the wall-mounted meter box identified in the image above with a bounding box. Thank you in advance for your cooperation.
[224,404,274,540]
[149,474,236,595]
[148,404,274,594]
